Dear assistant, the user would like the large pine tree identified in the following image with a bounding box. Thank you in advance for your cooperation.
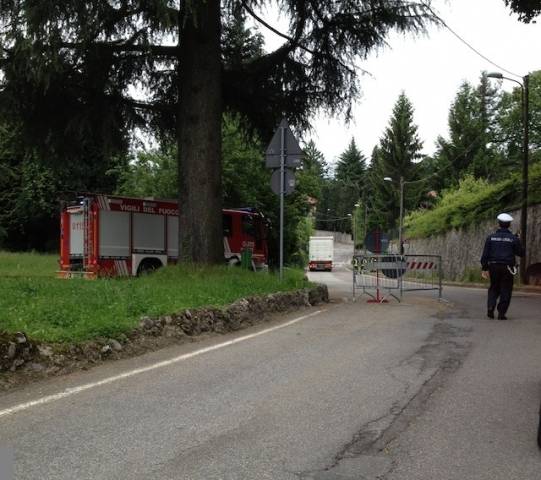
[370,92,423,232]
[0,1,436,261]
[332,138,366,232]
[495,70,541,172]
[432,74,501,189]
[335,138,366,186]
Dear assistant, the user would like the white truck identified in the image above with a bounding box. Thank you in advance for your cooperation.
[308,236,334,272]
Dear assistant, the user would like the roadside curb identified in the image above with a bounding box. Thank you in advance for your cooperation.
[0,284,329,391]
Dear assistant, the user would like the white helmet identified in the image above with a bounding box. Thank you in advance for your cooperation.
[497,213,513,222]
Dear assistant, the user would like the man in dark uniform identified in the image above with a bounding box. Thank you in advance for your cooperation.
[480,213,524,320]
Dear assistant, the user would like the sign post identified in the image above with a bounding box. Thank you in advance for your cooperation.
[280,125,285,281]
[266,119,302,280]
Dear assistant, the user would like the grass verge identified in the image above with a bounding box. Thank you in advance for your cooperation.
[0,252,310,343]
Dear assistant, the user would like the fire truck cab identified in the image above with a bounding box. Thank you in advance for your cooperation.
[59,194,268,278]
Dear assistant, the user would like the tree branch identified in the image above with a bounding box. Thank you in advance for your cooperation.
[122,97,173,113]
[241,0,314,56]
[60,41,178,57]
[241,1,371,78]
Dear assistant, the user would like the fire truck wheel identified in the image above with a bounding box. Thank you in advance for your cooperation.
[137,259,163,276]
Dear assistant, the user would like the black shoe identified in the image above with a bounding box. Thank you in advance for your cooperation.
[487,309,494,319]
[498,314,508,320]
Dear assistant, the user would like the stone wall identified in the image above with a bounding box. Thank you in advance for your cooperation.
[405,204,541,282]
[0,285,329,390]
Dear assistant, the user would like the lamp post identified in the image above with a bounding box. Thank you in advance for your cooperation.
[346,213,352,254]
[326,208,332,231]
[352,202,360,254]
[384,176,405,254]
[487,72,529,284]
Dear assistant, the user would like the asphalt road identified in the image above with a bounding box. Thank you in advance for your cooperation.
[1,249,540,479]
[310,267,541,479]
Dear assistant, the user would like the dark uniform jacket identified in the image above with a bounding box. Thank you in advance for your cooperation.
[480,228,524,270]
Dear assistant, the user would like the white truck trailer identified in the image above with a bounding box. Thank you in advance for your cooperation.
[308,236,334,272]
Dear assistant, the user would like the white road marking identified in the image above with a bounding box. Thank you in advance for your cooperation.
[0,309,325,419]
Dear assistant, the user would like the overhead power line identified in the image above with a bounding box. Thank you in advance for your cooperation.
[424,3,522,79]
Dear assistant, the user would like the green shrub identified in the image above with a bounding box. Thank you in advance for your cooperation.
[405,162,541,238]
[290,216,315,267]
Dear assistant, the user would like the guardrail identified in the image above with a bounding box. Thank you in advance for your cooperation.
[352,254,442,302]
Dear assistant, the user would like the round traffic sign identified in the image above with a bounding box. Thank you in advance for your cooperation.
[271,169,296,196]
[364,230,389,254]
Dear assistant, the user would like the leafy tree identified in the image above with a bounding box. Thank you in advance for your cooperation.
[435,82,486,186]
[116,115,274,209]
[0,1,436,263]
[317,179,341,232]
[494,70,541,170]
[0,123,60,250]
[221,116,274,212]
[223,123,325,266]
[115,148,178,200]
[504,0,541,22]
[116,115,320,266]
[426,74,502,193]
[0,114,127,251]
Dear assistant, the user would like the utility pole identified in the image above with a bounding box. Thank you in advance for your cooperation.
[487,72,530,284]
[364,201,368,252]
[399,176,404,255]
[353,202,360,255]
[521,74,529,284]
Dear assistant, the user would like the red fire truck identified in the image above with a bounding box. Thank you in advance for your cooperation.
[59,193,269,278]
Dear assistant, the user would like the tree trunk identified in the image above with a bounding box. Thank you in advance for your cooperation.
[177,1,223,264]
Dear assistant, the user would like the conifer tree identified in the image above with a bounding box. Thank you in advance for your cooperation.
[433,74,500,188]
[370,92,423,232]
[330,138,367,233]
[0,1,436,261]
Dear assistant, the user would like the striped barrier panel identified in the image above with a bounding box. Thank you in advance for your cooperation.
[406,261,436,270]
[401,255,442,297]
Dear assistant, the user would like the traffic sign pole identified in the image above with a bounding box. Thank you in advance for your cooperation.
[265,118,302,282]
[280,125,285,281]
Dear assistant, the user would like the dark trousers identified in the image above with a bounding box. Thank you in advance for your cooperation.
[487,264,514,315]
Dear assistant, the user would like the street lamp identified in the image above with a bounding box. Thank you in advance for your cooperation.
[487,71,529,284]
[352,203,360,254]
[326,208,332,231]
[384,176,405,254]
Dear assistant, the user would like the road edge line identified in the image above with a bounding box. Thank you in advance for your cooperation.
[0,309,325,419]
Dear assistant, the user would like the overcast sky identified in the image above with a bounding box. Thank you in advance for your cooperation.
[257,0,541,166]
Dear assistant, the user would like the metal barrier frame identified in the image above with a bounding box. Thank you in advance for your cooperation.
[352,254,404,303]
[401,254,443,299]
[352,253,443,302]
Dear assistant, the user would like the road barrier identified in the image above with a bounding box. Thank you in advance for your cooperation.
[400,255,442,298]
[352,254,403,303]
[352,254,442,302]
